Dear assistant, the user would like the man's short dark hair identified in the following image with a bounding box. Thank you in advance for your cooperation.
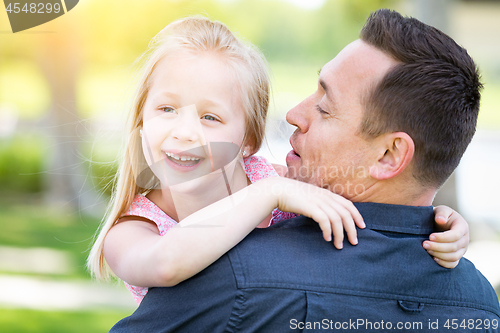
[359,9,482,187]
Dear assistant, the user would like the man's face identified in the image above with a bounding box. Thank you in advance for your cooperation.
[285,40,398,200]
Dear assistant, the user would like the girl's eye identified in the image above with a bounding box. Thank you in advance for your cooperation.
[202,114,219,121]
[160,106,175,113]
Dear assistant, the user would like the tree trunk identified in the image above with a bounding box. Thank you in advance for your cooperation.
[37,23,100,214]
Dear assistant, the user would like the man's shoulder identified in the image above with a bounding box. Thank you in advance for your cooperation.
[447,258,500,313]
[232,219,500,317]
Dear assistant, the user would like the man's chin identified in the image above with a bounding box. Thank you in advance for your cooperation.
[284,164,300,181]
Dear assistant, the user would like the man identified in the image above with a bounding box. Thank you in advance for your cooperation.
[111,9,500,332]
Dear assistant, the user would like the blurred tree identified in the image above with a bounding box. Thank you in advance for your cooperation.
[36,18,85,210]
[32,12,106,214]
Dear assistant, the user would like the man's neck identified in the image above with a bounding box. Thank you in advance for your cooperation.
[348,179,436,207]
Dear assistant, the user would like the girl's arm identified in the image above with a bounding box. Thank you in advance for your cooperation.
[424,205,469,269]
[103,176,364,287]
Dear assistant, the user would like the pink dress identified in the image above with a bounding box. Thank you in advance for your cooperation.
[121,155,297,304]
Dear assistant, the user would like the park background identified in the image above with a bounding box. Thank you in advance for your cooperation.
[1,0,499,331]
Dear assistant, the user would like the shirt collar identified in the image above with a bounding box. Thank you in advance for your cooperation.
[354,202,434,235]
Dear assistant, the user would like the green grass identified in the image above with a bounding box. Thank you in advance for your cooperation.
[0,201,102,279]
[0,202,133,332]
[0,308,131,333]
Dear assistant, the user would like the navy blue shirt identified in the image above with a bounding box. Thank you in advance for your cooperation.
[111,202,500,332]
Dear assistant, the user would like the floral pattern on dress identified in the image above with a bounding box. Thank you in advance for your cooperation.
[242,155,277,183]
[121,194,177,236]
[121,155,295,304]
[270,209,298,225]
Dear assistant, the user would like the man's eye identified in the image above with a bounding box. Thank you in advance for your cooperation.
[160,106,175,113]
[202,115,219,121]
[316,105,328,114]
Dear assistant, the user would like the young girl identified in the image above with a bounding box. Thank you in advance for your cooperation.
[88,17,469,304]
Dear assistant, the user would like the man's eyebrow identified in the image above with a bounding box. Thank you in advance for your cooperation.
[319,78,339,113]
[319,79,330,96]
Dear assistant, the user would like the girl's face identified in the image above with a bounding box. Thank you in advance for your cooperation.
[141,51,247,190]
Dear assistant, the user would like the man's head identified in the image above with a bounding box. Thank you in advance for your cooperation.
[286,9,481,204]
[359,9,482,187]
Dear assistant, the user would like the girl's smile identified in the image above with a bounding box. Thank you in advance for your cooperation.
[163,149,205,170]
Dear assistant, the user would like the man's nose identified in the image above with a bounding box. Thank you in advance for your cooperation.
[286,97,310,133]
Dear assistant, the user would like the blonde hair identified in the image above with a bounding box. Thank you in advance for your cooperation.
[87,16,270,280]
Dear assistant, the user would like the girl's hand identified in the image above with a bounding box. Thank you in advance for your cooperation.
[267,178,365,249]
[423,205,469,269]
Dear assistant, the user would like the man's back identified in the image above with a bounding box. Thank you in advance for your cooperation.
[111,203,500,332]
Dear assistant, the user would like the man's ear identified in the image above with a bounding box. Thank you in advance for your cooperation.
[369,132,415,180]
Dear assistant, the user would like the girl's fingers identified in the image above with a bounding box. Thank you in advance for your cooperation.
[310,209,333,242]
[456,232,470,250]
[330,194,365,229]
[429,229,463,243]
[321,201,357,247]
[427,248,466,264]
[342,216,359,246]
[330,213,345,249]
[433,257,460,269]
[316,203,344,249]
[423,238,466,253]
[291,186,363,249]
[433,205,453,224]
[424,229,469,255]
